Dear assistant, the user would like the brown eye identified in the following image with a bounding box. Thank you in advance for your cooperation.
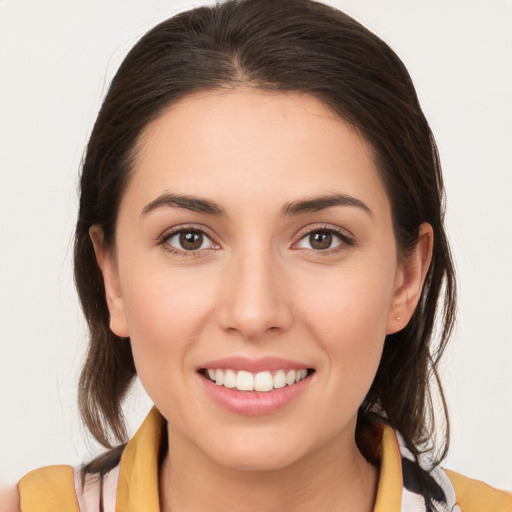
[295,229,345,251]
[179,231,204,250]
[165,229,215,252]
[309,231,333,250]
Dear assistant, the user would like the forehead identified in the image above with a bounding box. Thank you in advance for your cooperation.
[124,88,389,218]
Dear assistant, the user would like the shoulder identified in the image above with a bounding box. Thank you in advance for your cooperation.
[389,425,512,511]
[445,469,512,512]
[17,464,120,512]
[18,465,79,512]
[0,484,20,512]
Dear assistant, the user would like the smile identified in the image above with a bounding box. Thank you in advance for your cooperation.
[204,368,310,392]
[198,357,315,415]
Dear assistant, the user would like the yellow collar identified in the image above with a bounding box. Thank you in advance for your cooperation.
[116,407,163,512]
[116,406,404,512]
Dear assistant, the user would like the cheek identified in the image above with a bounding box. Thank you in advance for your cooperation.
[302,269,393,333]
[118,263,218,373]
[298,262,396,373]
[119,266,222,423]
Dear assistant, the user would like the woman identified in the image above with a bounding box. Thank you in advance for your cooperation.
[7,0,511,510]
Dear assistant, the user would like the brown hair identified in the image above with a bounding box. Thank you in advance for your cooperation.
[75,0,456,473]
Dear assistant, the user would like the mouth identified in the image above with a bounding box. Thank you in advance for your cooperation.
[197,357,315,415]
[200,367,315,392]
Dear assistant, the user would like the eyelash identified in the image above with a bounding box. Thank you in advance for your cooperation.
[157,224,355,257]
[292,224,355,255]
[157,225,219,257]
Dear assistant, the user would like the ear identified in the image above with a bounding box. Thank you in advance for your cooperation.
[386,223,433,334]
[89,225,130,338]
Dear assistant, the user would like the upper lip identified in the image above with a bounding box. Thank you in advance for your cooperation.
[199,356,311,373]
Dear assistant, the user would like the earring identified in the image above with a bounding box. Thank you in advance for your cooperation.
[396,315,401,322]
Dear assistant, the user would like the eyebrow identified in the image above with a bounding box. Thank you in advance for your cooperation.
[141,192,373,219]
[281,194,373,219]
[141,193,225,217]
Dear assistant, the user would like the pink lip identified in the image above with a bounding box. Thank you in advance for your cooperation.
[197,356,314,416]
[199,356,310,373]
[199,375,312,416]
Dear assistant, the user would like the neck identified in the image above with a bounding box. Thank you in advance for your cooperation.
[159,425,378,512]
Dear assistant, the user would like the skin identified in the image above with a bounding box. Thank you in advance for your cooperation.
[0,486,19,512]
[92,88,432,512]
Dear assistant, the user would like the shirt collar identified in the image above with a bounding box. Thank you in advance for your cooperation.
[116,406,404,512]
[116,407,162,512]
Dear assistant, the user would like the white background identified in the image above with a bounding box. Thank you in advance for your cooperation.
[1,0,511,491]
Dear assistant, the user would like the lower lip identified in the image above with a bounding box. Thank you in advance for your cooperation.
[199,373,313,416]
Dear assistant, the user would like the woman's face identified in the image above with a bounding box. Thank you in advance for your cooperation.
[95,89,425,471]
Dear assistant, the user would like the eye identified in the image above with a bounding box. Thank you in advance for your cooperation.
[163,229,216,252]
[295,228,350,252]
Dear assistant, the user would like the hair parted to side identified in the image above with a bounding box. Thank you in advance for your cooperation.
[75,0,456,472]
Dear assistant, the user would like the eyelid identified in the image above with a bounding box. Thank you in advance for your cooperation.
[156,223,354,256]
[291,223,355,251]
[157,224,221,254]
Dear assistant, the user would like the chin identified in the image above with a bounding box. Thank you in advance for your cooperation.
[198,425,321,473]
[215,446,305,473]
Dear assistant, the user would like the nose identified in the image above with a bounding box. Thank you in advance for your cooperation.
[217,247,293,341]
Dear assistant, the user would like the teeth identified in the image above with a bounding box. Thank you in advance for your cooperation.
[254,371,273,392]
[273,370,286,389]
[285,370,296,385]
[295,369,307,383]
[223,369,236,389]
[236,370,254,391]
[205,368,310,392]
